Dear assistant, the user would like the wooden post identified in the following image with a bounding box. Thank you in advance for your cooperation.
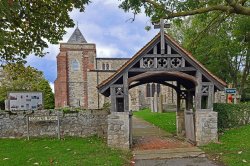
[208,84,214,109]
[195,71,202,110]
[123,72,129,112]
[177,82,181,112]
[186,90,193,110]
[110,86,116,112]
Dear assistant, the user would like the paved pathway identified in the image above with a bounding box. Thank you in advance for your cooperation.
[131,116,219,166]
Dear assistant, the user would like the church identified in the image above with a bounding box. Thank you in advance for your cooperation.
[54,27,177,110]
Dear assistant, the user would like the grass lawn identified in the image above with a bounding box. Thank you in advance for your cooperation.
[201,125,250,166]
[0,136,131,166]
[133,108,176,134]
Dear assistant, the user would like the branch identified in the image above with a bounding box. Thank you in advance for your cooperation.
[164,5,234,19]
[143,0,250,20]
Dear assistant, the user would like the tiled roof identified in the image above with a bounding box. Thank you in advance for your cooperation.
[97,33,227,90]
[67,27,87,43]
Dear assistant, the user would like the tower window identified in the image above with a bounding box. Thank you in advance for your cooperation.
[72,59,80,71]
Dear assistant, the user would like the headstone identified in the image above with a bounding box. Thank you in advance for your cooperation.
[158,94,163,113]
[150,97,154,112]
[153,92,158,112]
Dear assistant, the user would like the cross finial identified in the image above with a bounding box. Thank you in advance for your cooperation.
[154,19,170,54]
[76,21,78,28]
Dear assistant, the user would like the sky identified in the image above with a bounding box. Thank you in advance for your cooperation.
[26,0,160,92]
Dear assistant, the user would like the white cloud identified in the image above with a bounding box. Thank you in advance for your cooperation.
[96,43,126,58]
[49,82,55,93]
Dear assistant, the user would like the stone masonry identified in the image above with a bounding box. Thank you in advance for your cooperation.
[195,111,218,146]
[107,112,132,149]
[0,110,108,138]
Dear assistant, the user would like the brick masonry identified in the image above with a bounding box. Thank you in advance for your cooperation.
[0,110,108,138]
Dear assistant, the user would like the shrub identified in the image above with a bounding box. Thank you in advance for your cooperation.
[214,103,250,131]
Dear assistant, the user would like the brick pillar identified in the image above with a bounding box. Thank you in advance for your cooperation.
[54,52,69,108]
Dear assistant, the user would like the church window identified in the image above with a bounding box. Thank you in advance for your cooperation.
[146,84,151,97]
[157,84,161,95]
[152,83,156,96]
[72,59,80,71]
[102,63,106,70]
[106,64,109,70]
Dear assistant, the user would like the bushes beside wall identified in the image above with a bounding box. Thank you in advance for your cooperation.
[214,103,250,131]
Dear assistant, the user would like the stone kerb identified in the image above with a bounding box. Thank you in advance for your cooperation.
[107,112,131,149]
[195,111,218,146]
[0,109,108,138]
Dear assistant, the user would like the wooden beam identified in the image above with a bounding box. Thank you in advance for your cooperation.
[123,72,129,112]
[208,84,214,109]
[144,54,181,58]
[110,86,116,112]
[128,71,198,86]
[129,67,196,72]
[195,71,202,110]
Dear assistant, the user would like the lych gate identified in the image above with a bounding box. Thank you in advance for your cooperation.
[97,28,226,149]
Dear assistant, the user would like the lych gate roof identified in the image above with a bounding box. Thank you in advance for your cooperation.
[67,27,87,43]
[97,32,227,95]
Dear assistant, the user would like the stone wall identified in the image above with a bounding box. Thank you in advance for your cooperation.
[96,58,129,70]
[107,112,132,149]
[0,110,108,138]
[195,111,218,146]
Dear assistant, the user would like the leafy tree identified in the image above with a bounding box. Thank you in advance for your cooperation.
[0,63,54,109]
[0,0,90,63]
[168,14,250,96]
[119,0,250,22]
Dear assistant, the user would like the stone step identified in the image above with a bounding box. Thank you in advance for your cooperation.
[133,147,205,160]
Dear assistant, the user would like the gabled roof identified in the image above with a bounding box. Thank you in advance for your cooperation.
[67,27,87,43]
[97,33,227,92]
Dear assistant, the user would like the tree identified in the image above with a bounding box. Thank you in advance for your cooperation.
[0,63,54,109]
[0,0,90,63]
[119,0,250,22]
[168,14,250,96]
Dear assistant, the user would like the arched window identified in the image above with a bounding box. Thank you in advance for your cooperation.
[157,83,161,95]
[152,83,156,97]
[72,59,80,71]
[106,64,109,70]
[146,84,151,97]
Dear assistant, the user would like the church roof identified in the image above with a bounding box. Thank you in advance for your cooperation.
[67,27,87,43]
[97,32,227,92]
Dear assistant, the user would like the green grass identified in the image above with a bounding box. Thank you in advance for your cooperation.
[201,125,250,166]
[133,108,176,134]
[0,136,131,166]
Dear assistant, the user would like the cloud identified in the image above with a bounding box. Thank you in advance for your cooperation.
[49,82,55,93]
[96,43,127,58]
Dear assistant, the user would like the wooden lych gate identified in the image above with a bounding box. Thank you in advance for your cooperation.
[97,29,226,148]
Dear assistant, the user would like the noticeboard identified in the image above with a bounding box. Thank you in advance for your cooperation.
[225,88,237,94]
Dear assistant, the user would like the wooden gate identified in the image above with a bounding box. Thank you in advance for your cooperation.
[185,109,196,144]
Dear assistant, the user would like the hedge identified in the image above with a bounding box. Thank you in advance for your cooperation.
[214,103,250,131]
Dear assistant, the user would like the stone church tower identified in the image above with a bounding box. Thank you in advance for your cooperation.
[54,27,96,108]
